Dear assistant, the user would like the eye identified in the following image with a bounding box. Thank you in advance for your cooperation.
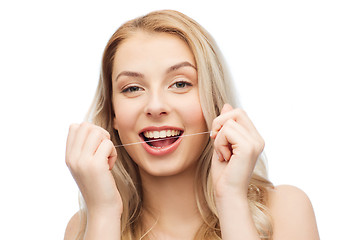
[121,86,143,93]
[170,81,193,89]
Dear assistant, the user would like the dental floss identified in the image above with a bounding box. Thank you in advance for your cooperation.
[114,131,211,148]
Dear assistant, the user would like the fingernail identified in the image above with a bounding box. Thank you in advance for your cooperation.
[210,131,213,137]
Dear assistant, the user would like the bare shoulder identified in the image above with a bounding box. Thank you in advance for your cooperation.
[268,185,320,240]
[64,211,82,240]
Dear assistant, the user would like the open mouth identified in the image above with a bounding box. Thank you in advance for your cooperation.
[140,129,184,149]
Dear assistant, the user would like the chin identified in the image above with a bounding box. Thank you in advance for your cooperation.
[138,158,197,177]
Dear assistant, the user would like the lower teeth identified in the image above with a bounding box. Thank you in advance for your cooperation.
[145,135,181,149]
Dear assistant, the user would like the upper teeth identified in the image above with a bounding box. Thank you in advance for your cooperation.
[143,130,181,139]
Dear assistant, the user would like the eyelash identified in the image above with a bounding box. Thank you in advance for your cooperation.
[121,85,143,93]
[120,80,192,94]
[170,80,193,89]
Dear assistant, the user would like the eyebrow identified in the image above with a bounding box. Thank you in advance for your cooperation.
[115,71,144,82]
[115,61,197,82]
[166,61,197,73]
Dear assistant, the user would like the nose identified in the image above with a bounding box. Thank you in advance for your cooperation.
[144,91,169,118]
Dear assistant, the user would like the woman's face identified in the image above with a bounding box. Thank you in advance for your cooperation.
[112,31,208,177]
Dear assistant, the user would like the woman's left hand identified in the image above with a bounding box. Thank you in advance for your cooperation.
[210,104,265,200]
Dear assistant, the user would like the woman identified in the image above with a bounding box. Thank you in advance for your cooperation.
[64,10,319,240]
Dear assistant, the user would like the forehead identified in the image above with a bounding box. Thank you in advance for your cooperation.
[113,31,195,72]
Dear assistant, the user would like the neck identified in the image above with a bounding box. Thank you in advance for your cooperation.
[140,166,204,239]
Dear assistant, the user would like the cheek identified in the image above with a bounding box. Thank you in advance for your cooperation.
[174,93,206,128]
[113,99,139,132]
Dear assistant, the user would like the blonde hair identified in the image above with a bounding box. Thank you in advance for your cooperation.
[75,10,274,240]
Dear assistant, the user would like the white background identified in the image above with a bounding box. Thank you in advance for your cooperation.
[0,0,341,239]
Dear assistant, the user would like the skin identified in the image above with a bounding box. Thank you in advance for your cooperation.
[64,31,319,240]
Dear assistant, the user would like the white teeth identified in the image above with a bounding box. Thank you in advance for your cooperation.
[160,130,166,138]
[143,130,181,139]
[153,131,159,138]
[151,146,162,149]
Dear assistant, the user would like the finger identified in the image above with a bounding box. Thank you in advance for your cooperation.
[93,125,111,139]
[82,128,110,156]
[212,144,228,162]
[211,108,258,139]
[215,140,231,162]
[66,123,79,156]
[210,104,233,139]
[221,103,233,114]
[108,155,116,171]
[66,123,80,165]
[211,150,228,184]
[214,127,233,162]
[94,139,117,170]
[72,122,93,154]
[214,119,250,161]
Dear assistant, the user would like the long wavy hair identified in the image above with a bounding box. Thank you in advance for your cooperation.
[75,10,274,240]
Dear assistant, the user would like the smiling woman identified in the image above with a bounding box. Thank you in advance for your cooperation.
[64,10,319,240]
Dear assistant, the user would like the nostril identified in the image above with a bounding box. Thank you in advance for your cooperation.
[146,112,167,117]
[144,96,169,117]
[146,110,168,117]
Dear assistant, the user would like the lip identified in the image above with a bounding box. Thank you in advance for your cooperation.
[139,126,184,156]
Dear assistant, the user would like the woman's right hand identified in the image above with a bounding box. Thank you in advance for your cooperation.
[65,122,123,218]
